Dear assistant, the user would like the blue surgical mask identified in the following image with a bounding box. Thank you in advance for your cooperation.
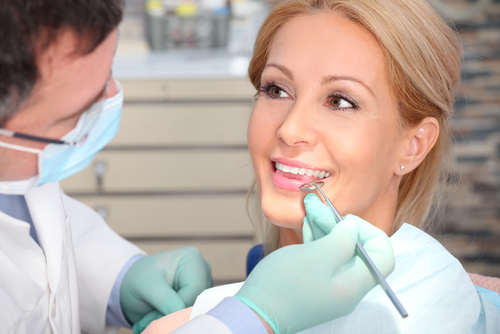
[0,80,123,194]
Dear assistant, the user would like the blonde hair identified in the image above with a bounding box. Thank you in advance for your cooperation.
[247,0,462,252]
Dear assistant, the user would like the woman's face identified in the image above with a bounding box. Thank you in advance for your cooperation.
[248,14,404,236]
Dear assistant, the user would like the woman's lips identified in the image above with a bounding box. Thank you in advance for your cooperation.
[271,160,330,191]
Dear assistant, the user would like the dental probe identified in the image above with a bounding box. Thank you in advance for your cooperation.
[300,181,408,318]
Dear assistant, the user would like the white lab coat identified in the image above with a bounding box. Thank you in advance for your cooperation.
[0,182,144,334]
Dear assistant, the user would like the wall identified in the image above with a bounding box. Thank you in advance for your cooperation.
[436,0,500,277]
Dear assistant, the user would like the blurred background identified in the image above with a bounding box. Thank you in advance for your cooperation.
[59,2,499,327]
[432,0,500,278]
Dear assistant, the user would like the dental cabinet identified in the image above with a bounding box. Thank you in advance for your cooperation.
[60,51,258,286]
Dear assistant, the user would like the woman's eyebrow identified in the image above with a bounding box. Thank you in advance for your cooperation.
[265,63,374,97]
[264,63,294,80]
[321,75,375,96]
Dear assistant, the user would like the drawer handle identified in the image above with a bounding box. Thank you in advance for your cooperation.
[93,160,107,191]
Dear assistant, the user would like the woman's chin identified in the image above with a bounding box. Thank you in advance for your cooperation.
[262,208,304,230]
[259,184,307,229]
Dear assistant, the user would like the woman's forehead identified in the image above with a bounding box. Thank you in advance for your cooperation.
[266,14,387,90]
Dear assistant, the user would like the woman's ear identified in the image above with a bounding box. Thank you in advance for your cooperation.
[396,117,439,175]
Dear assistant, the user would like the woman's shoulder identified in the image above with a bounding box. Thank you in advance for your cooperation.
[386,223,471,299]
[391,223,456,261]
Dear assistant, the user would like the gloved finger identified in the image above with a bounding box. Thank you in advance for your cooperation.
[139,276,187,316]
[308,218,359,270]
[175,249,213,307]
[132,310,164,334]
[304,193,338,240]
[328,215,395,305]
[309,216,394,315]
[302,215,314,243]
[304,195,328,241]
[343,214,395,277]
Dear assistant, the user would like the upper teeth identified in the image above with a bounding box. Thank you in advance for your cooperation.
[275,162,331,178]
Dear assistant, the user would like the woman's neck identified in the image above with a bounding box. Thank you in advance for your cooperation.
[279,227,303,246]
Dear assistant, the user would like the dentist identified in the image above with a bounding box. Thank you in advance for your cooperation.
[0,1,395,334]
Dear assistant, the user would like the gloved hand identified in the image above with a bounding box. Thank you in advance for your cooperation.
[120,247,212,334]
[302,193,339,243]
[234,214,395,334]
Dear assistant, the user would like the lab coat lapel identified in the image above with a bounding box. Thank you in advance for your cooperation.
[0,209,47,302]
[25,182,66,293]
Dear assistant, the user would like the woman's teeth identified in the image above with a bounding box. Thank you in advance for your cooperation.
[275,162,330,178]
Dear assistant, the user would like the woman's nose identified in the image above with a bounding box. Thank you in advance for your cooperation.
[276,101,318,147]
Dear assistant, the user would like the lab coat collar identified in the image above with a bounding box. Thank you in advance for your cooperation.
[25,182,66,293]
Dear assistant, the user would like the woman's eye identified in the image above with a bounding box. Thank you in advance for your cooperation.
[329,97,353,109]
[269,86,289,98]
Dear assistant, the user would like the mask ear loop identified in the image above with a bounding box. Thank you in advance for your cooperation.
[70,75,114,147]
[0,140,43,154]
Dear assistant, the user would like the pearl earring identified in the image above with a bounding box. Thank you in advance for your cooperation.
[400,166,405,171]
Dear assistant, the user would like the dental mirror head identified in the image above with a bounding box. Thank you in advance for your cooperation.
[300,181,325,191]
[299,180,342,221]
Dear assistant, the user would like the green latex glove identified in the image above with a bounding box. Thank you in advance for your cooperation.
[120,247,212,334]
[235,214,395,334]
[302,193,340,243]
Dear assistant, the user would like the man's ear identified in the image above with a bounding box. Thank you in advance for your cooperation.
[395,117,439,175]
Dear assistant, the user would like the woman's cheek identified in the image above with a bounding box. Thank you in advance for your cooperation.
[248,106,277,155]
[247,113,262,161]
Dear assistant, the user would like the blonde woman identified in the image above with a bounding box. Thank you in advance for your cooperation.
[145,0,500,332]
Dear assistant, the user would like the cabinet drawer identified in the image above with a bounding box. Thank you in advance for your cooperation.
[73,195,254,237]
[111,103,251,146]
[60,150,253,193]
[135,240,254,282]
[121,79,256,101]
